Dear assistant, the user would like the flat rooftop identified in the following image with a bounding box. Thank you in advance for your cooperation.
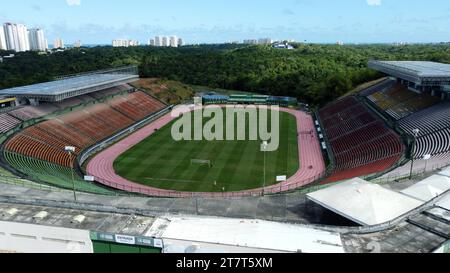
[0,202,155,237]
[307,178,424,226]
[369,61,450,85]
[146,216,345,253]
[0,66,138,102]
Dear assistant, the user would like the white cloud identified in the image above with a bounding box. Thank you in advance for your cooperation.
[66,0,81,6]
[367,0,381,6]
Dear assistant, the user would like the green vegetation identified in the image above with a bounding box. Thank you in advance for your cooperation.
[2,43,450,105]
[113,109,299,192]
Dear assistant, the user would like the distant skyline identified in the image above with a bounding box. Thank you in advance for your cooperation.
[1,0,450,44]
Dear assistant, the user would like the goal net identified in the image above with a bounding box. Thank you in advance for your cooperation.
[191,159,212,168]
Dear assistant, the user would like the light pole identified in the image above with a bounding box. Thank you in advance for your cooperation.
[409,129,420,180]
[423,154,431,173]
[262,141,268,196]
[65,146,77,202]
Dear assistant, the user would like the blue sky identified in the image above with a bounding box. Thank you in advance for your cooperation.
[1,0,450,44]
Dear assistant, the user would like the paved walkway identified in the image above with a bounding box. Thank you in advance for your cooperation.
[87,105,326,198]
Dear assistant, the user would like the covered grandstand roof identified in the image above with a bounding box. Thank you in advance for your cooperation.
[401,174,450,202]
[0,66,138,102]
[307,178,423,226]
[146,216,344,253]
[368,61,450,85]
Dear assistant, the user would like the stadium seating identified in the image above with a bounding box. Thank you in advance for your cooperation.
[3,151,115,194]
[367,83,440,120]
[0,113,21,133]
[319,96,405,183]
[3,91,166,191]
[8,107,43,121]
[399,101,450,158]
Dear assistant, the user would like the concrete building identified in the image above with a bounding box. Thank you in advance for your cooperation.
[154,36,162,47]
[244,39,258,45]
[258,38,273,45]
[73,40,82,48]
[149,38,155,46]
[16,24,30,52]
[169,36,178,47]
[177,37,183,47]
[0,27,7,50]
[28,28,47,51]
[54,38,65,49]
[128,40,139,47]
[3,23,30,52]
[112,39,129,47]
[0,27,6,50]
[162,36,169,47]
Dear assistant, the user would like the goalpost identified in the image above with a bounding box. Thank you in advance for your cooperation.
[191,159,212,168]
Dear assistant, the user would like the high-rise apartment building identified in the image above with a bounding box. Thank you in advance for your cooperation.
[28,28,47,51]
[155,36,162,47]
[169,36,178,47]
[54,38,65,49]
[112,39,129,47]
[244,39,258,45]
[258,38,273,45]
[177,37,183,47]
[74,40,82,48]
[0,27,6,50]
[128,40,139,46]
[3,23,30,52]
[162,36,169,47]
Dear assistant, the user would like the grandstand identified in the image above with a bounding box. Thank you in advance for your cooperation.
[0,66,169,194]
[368,61,450,94]
[367,81,440,120]
[0,66,138,104]
[2,91,166,191]
[202,94,298,107]
[366,61,450,161]
[318,96,405,183]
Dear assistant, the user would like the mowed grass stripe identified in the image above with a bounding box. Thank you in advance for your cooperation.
[114,109,300,192]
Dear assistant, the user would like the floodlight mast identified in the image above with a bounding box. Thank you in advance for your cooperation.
[65,146,77,202]
[262,141,268,196]
[409,129,420,180]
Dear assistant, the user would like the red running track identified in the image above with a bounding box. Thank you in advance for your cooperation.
[87,105,326,198]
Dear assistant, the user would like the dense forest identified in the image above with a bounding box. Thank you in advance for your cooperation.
[1,43,450,105]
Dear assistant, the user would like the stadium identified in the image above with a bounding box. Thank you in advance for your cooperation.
[0,62,449,253]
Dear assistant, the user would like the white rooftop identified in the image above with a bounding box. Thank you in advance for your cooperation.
[437,194,450,211]
[401,174,450,202]
[146,216,344,253]
[373,61,450,78]
[307,178,424,226]
[438,166,450,178]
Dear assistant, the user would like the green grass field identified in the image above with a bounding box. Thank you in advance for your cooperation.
[113,109,299,192]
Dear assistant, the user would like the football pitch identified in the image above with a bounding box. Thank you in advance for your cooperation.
[113,109,299,192]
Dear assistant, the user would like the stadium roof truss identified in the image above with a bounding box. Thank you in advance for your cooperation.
[0,66,139,102]
[369,61,450,86]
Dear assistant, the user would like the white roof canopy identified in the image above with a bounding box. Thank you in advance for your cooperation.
[307,178,423,226]
[401,174,450,202]
[146,216,344,253]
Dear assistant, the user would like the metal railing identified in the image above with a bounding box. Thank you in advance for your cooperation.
[91,171,328,199]
[369,162,450,185]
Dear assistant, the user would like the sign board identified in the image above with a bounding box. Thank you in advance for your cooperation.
[90,231,162,249]
[84,175,95,182]
[153,239,163,248]
[276,175,287,182]
[115,234,136,245]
